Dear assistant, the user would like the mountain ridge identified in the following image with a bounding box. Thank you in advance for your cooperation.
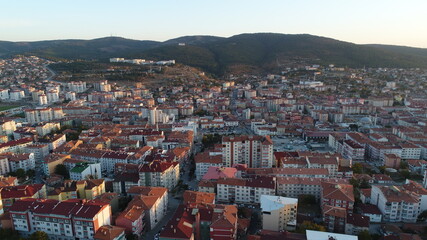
[1,33,427,74]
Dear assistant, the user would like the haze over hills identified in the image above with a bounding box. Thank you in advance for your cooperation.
[1,33,427,74]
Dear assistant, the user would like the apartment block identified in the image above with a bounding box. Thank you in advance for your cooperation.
[370,185,421,222]
[138,160,180,190]
[222,135,273,168]
[260,195,298,231]
[216,176,276,204]
[10,198,111,240]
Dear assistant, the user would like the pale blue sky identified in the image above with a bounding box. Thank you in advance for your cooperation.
[1,0,426,48]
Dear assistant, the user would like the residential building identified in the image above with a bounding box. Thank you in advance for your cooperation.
[48,179,106,201]
[119,186,168,231]
[260,195,298,231]
[94,225,126,240]
[0,120,16,137]
[160,203,238,240]
[139,160,180,190]
[321,182,354,212]
[222,135,274,168]
[42,153,71,176]
[10,198,111,240]
[0,156,10,175]
[0,184,46,210]
[70,162,102,180]
[195,151,222,180]
[24,144,50,165]
[277,177,348,200]
[182,190,215,205]
[0,152,35,172]
[345,213,369,235]
[370,185,421,222]
[358,204,382,223]
[306,230,358,240]
[216,176,276,204]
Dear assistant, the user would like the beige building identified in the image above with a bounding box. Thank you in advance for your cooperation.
[0,120,16,137]
[42,153,71,175]
[35,122,61,136]
[261,195,298,231]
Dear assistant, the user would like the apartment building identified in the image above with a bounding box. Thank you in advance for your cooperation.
[222,135,273,168]
[195,151,223,180]
[277,177,349,200]
[70,162,102,180]
[0,184,46,210]
[94,225,125,240]
[35,122,60,136]
[260,195,298,231]
[160,203,238,240]
[0,120,16,137]
[182,190,215,205]
[24,108,64,124]
[0,138,33,154]
[10,198,111,240]
[42,153,71,175]
[321,182,355,212]
[345,213,370,235]
[123,186,168,231]
[24,144,50,165]
[370,185,421,222]
[48,179,105,201]
[138,160,180,190]
[0,156,10,175]
[341,140,365,161]
[216,176,276,204]
[245,167,330,178]
[402,180,427,212]
[0,152,35,172]
[323,205,347,233]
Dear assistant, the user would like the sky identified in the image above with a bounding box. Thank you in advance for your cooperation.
[1,0,427,48]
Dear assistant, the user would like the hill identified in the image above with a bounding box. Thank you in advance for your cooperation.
[365,44,427,59]
[1,33,427,74]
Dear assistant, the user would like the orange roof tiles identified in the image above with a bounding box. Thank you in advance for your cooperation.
[183,190,215,205]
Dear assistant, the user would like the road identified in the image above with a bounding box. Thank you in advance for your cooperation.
[143,143,201,239]
[142,195,182,240]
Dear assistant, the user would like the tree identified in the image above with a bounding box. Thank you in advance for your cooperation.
[16,168,26,179]
[352,163,363,174]
[349,124,359,131]
[349,178,360,188]
[296,221,326,233]
[54,164,69,179]
[418,210,427,222]
[28,231,49,240]
[298,194,317,205]
[400,169,411,179]
[0,228,21,240]
[125,233,138,240]
[400,161,408,170]
[360,179,371,189]
[358,230,372,240]
[26,169,36,179]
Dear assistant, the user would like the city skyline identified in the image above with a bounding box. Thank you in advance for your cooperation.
[1,0,427,48]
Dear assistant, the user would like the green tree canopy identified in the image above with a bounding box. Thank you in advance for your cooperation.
[16,169,26,179]
[296,221,326,233]
[352,163,363,174]
[28,231,49,240]
[358,230,372,240]
[54,164,69,179]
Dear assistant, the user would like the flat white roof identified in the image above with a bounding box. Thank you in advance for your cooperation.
[260,195,298,212]
[306,230,358,240]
